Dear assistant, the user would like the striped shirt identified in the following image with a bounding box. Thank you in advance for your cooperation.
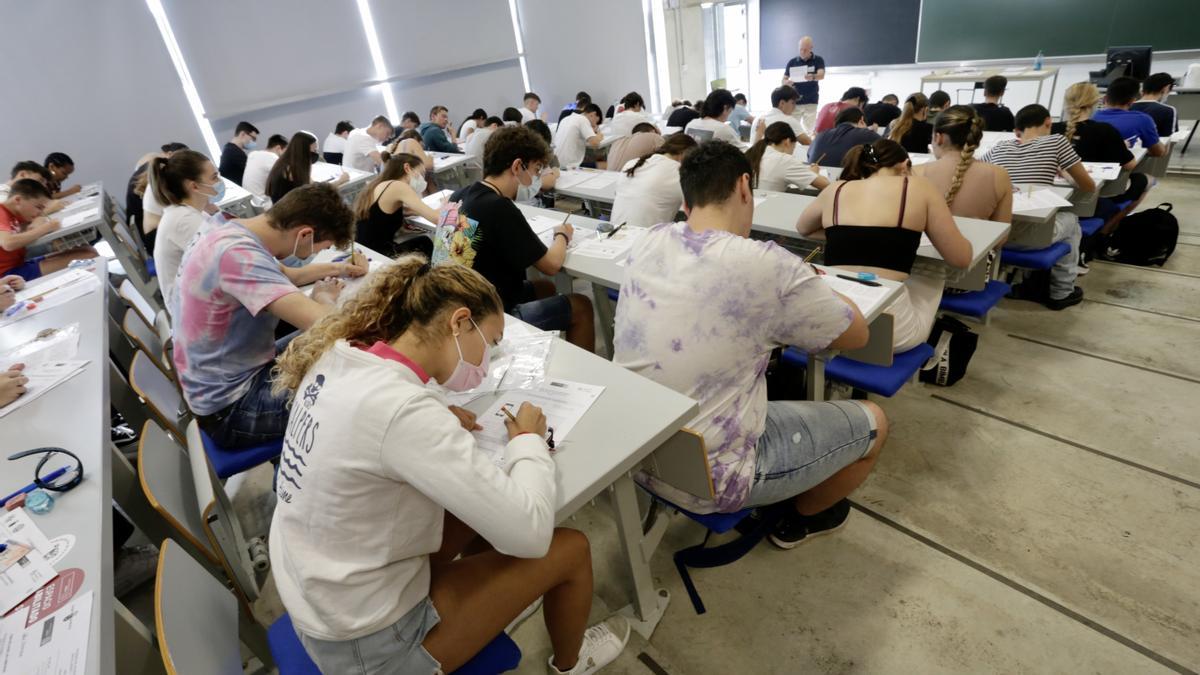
[980,135,1081,185]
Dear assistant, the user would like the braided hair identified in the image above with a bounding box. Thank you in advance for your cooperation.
[1062,82,1101,149]
[931,105,984,207]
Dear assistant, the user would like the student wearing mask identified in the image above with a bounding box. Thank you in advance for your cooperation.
[1131,72,1179,137]
[520,92,542,123]
[666,99,702,129]
[420,106,460,154]
[927,90,951,117]
[1093,77,1167,157]
[268,132,349,204]
[464,117,504,167]
[747,122,828,193]
[807,108,880,167]
[322,121,354,165]
[0,180,97,280]
[345,116,395,172]
[554,103,604,169]
[558,91,592,124]
[753,86,813,145]
[610,133,698,229]
[614,141,886,547]
[865,94,902,129]
[813,87,869,134]
[887,93,934,154]
[728,93,755,136]
[151,150,223,300]
[605,123,663,173]
[684,89,741,143]
[242,134,289,197]
[971,76,1014,132]
[459,109,488,140]
[268,259,629,675]
[43,153,79,199]
[449,127,595,349]
[219,122,260,185]
[520,120,561,205]
[914,105,1012,223]
[982,104,1096,309]
[609,92,654,137]
[170,184,360,449]
[352,154,439,259]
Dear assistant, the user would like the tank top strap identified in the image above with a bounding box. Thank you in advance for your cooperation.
[832,181,848,226]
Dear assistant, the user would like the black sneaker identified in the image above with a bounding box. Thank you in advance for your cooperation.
[768,499,852,550]
[1044,287,1084,311]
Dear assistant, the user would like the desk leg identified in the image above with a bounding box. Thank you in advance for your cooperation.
[806,351,826,402]
[116,599,166,675]
[610,474,669,640]
[591,282,617,359]
[1182,122,1197,155]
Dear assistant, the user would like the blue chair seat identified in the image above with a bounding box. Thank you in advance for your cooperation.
[939,280,1011,318]
[606,287,619,303]
[1000,242,1071,270]
[1079,217,1104,237]
[145,258,157,277]
[269,613,521,675]
[199,428,283,479]
[781,343,935,398]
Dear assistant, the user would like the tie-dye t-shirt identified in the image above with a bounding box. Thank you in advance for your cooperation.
[613,222,853,513]
[169,221,298,416]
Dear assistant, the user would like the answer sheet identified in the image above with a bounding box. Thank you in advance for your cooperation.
[1011,188,1073,213]
[0,590,92,675]
[472,379,605,468]
[0,360,89,418]
[822,274,896,318]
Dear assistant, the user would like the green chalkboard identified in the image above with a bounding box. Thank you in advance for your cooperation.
[917,0,1200,63]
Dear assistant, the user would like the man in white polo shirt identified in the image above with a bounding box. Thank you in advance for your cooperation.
[553,103,604,169]
[343,115,393,173]
[753,86,813,145]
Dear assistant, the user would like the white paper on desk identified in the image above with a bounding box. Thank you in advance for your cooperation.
[571,227,645,261]
[539,227,597,249]
[576,172,620,190]
[0,360,89,418]
[0,510,54,562]
[0,272,99,328]
[0,544,57,615]
[553,171,596,191]
[1011,188,1073,213]
[0,590,92,675]
[56,197,99,215]
[472,379,605,468]
[525,214,565,234]
[823,275,893,316]
[1083,163,1121,180]
[58,209,99,229]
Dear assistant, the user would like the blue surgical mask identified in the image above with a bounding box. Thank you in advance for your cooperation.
[244,140,257,151]
[202,180,226,204]
[282,230,316,268]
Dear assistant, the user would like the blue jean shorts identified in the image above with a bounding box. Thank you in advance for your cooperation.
[744,400,877,507]
[510,281,572,331]
[297,597,441,675]
[1,260,42,281]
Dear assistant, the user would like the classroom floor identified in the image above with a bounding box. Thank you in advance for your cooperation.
[142,174,1200,674]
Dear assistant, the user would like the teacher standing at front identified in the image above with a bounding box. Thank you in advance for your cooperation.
[782,36,825,135]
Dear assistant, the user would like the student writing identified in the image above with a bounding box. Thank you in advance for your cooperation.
[610,132,697,229]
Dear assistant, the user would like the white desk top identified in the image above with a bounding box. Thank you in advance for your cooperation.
[311,162,371,184]
[0,263,111,675]
[923,67,1058,82]
[554,168,621,203]
[431,153,471,173]
[34,194,105,247]
[1008,184,1076,220]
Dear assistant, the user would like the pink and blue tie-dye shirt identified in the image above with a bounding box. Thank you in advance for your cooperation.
[613,222,853,513]
[169,221,298,416]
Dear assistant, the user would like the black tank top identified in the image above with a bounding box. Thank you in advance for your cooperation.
[822,177,921,274]
[356,182,405,255]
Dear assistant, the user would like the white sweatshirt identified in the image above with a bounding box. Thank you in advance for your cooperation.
[269,339,556,641]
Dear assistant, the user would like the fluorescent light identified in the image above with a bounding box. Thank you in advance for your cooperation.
[507,0,532,91]
[144,0,220,158]
[701,2,713,7]
[643,0,671,113]
[355,0,400,122]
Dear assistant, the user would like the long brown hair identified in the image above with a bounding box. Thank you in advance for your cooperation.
[841,139,909,181]
[889,93,928,145]
[624,133,697,177]
[352,153,424,222]
[150,150,213,206]
[745,121,798,187]
[265,132,315,195]
[930,105,984,206]
[272,256,502,396]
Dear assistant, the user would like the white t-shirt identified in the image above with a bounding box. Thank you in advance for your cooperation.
[322,132,346,154]
[153,204,207,301]
[756,145,819,193]
[143,170,163,216]
[269,340,555,641]
[613,222,852,513]
[241,150,278,197]
[609,110,653,138]
[758,107,806,142]
[610,154,684,229]
[685,117,741,144]
[554,113,598,169]
[343,128,379,172]
[460,119,479,139]
[520,106,536,123]
[463,127,496,164]
[0,184,10,201]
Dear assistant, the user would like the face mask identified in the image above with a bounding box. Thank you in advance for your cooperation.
[282,230,316,268]
[442,318,490,392]
[201,180,226,204]
[310,151,320,164]
[409,173,427,195]
[244,140,257,150]
[516,173,542,203]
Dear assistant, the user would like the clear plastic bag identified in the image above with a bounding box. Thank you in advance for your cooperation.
[0,323,81,370]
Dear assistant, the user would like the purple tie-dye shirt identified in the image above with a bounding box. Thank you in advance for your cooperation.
[169,221,298,416]
[613,222,853,513]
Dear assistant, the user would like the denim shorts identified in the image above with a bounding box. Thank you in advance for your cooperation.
[744,400,877,507]
[1,260,42,281]
[297,598,442,675]
[510,281,572,331]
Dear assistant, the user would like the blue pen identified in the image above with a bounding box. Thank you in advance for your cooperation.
[0,466,68,505]
[3,300,26,318]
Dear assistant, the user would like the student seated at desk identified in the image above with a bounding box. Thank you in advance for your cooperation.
[386,130,434,173]
[685,89,742,144]
[268,259,628,675]
[218,122,259,185]
[420,106,461,154]
[666,100,701,129]
[170,183,359,449]
[558,91,592,125]
[151,150,223,300]
[242,134,288,198]
[807,108,880,167]
[605,122,663,173]
[396,111,421,138]
[728,93,755,133]
[972,76,1014,132]
[322,120,353,165]
[352,154,438,259]
[520,92,542,123]
[798,140,971,351]
[1132,72,1179,137]
[613,140,887,545]
[913,105,1012,223]
[865,94,902,129]
[127,144,187,249]
[927,90,951,117]
[609,92,654,137]
[464,117,504,166]
[887,93,933,155]
[554,104,604,170]
[268,132,349,204]
[0,180,98,281]
[43,152,80,199]
[0,274,23,312]
[345,115,394,172]
[1093,77,1167,158]
[459,109,488,140]
[519,120,561,205]
[752,86,813,145]
[813,87,869,134]
[449,127,595,350]
[502,108,524,127]
[982,104,1095,309]
[611,133,697,229]
[747,121,828,193]
[2,161,62,221]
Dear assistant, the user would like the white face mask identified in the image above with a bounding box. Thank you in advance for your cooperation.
[409,172,427,195]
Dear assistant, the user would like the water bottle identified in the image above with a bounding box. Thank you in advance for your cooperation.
[1034,50,1044,71]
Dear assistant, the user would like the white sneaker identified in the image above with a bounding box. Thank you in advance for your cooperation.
[505,596,543,634]
[546,616,630,675]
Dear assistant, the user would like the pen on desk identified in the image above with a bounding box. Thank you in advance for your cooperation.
[500,404,517,423]
[606,222,626,239]
[815,153,827,165]
[803,246,822,263]
[836,273,882,287]
[0,467,68,505]
[3,300,26,318]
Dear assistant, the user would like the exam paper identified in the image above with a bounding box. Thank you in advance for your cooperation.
[576,172,619,190]
[0,510,58,614]
[0,360,90,418]
[823,274,894,318]
[1082,162,1121,181]
[570,226,645,261]
[0,590,92,675]
[1011,188,1073,213]
[0,271,99,327]
[58,208,100,230]
[472,379,605,467]
[553,171,597,191]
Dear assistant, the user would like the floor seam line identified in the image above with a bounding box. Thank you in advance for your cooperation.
[1004,333,1200,385]
[1081,299,1200,323]
[1089,260,1200,279]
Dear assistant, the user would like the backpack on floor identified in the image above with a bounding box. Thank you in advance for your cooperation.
[1102,203,1178,267]
[919,316,978,387]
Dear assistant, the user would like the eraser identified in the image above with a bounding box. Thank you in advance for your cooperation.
[5,493,27,511]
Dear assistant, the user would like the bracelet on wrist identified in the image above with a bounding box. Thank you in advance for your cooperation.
[554,232,569,244]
